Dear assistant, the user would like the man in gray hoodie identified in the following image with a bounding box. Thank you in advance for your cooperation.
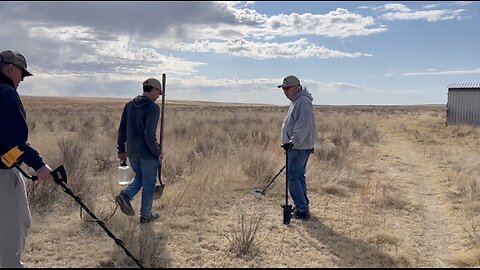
[279,75,316,220]
[116,78,163,224]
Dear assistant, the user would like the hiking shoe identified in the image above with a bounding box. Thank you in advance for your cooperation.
[294,211,310,220]
[115,192,135,216]
[140,212,160,224]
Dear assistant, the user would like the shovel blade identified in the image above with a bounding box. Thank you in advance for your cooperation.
[154,184,165,200]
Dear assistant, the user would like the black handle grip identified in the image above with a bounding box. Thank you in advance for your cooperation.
[26,165,67,185]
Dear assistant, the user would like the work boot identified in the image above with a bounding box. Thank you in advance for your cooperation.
[115,192,135,216]
[140,212,160,224]
[294,210,310,220]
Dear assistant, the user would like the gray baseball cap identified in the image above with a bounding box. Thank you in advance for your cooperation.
[143,78,162,90]
[278,75,300,88]
[0,50,33,77]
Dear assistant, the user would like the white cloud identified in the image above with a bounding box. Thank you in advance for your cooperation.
[381,2,467,22]
[384,4,411,12]
[185,8,386,40]
[27,25,206,77]
[400,68,480,76]
[383,9,466,21]
[424,1,472,9]
[165,38,370,59]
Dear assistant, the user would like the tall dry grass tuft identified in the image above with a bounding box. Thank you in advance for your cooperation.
[57,136,92,202]
[91,141,115,174]
[314,142,345,164]
[25,170,58,208]
[463,218,480,247]
[451,219,480,267]
[241,151,276,184]
[225,212,264,257]
[352,122,382,145]
[105,217,167,268]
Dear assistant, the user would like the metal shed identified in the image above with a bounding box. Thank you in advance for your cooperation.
[447,83,480,126]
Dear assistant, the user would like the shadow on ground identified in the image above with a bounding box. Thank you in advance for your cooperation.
[300,214,401,267]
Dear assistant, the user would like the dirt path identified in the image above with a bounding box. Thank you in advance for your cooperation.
[377,123,467,267]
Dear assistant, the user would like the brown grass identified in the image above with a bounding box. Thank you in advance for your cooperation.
[17,96,480,267]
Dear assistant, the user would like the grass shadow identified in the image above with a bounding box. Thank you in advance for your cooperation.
[300,214,400,267]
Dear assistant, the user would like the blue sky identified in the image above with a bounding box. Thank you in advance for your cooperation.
[1,1,478,105]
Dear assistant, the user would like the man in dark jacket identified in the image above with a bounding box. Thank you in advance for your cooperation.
[0,50,53,267]
[116,78,163,224]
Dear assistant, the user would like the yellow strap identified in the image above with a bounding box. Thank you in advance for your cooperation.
[1,146,23,168]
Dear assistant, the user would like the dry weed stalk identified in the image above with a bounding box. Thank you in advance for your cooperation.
[463,218,480,247]
[225,212,264,256]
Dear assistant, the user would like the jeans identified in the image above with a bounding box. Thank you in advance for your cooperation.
[287,149,312,213]
[123,158,159,218]
[0,169,31,268]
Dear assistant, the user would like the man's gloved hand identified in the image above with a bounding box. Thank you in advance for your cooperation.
[281,142,294,151]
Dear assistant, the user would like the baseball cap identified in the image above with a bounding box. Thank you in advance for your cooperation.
[0,50,33,77]
[278,75,300,88]
[143,78,162,90]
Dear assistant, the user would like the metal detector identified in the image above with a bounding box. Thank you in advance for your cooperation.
[155,73,166,197]
[14,164,145,268]
[250,165,285,196]
[281,144,293,225]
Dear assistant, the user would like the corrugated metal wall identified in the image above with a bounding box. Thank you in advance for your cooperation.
[447,88,480,125]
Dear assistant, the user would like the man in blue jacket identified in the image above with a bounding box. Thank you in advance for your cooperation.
[279,75,316,220]
[116,78,163,224]
[0,50,53,267]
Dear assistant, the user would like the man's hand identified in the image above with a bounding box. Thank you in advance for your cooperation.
[118,152,127,162]
[36,164,53,182]
[281,142,294,151]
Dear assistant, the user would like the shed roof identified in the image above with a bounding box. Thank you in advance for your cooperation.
[448,83,480,89]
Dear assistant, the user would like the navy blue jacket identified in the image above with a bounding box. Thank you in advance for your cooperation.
[117,95,161,160]
[0,73,45,170]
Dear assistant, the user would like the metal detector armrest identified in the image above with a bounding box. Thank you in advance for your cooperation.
[1,146,23,168]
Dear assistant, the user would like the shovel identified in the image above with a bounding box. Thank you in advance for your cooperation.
[155,73,166,198]
[281,144,293,225]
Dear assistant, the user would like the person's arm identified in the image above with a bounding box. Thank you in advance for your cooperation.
[290,98,314,146]
[144,105,161,157]
[117,103,128,160]
[0,90,45,171]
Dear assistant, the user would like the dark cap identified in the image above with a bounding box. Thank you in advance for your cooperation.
[278,75,300,88]
[0,50,33,77]
[143,78,162,90]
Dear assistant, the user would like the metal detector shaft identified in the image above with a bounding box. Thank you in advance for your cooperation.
[261,165,285,194]
[16,165,145,268]
[57,181,144,268]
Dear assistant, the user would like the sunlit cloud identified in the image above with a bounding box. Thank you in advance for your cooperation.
[399,68,480,76]
[166,38,371,59]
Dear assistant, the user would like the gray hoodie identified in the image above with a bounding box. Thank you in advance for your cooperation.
[281,89,316,149]
[117,95,161,160]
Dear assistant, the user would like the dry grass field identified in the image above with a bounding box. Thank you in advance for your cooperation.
[16,96,480,267]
